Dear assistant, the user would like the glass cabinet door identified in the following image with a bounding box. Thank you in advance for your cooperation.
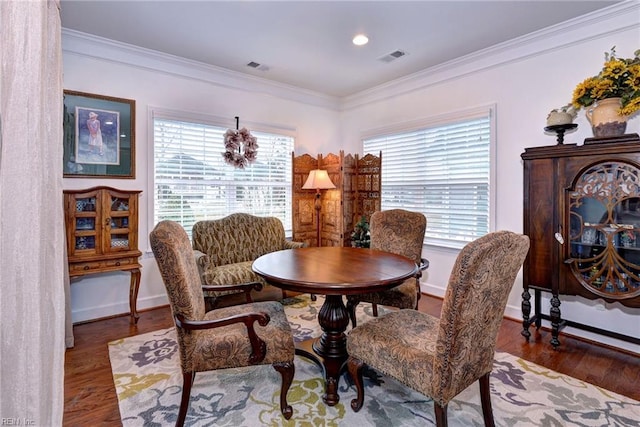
[568,161,640,300]
[108,194,132,251]
[73,195,98,252]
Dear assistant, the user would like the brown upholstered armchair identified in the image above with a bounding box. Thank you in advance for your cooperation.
[192,213,306,307]
[347,230,529,426]
[150,220,296,427]
[346,209,428,327]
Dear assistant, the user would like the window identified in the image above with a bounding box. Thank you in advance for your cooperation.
[363,107,493,249]
[152,112,294,238]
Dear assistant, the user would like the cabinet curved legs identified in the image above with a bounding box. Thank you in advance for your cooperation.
[129,268,141,324]
[521,288,532,340]
[549,295,561,349]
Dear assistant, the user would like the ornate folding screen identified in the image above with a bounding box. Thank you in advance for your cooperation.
[292,151,381,247]
[356,152,382,223]
[292,153,318,245]
[322,152,354,247]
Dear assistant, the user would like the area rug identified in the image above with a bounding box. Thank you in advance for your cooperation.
[109,295,640,426]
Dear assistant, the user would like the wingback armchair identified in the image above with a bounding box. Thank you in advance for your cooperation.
[346,209,428,327]
[150,220,296,426]
[346,230,530,426]
[192,213,306,305]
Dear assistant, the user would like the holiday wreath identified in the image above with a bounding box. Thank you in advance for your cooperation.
[222,127,258,169]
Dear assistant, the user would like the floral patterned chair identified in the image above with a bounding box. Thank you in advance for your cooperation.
[150,220,296,427]
[346,209,428,327]
[192,213,306,307]
[346,230,530,427]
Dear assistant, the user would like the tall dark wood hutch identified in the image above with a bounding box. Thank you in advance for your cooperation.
[521,134,640,348]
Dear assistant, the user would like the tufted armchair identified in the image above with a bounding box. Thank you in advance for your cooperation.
[346,209,428,327]
[150,220,296,427]
[347,231,530,426]
[192,213,306,306]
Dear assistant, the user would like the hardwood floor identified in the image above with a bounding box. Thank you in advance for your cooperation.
[63,290,639,426]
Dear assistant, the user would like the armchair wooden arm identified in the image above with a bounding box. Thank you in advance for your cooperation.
[417,257,429,279]
[175,310,271,364]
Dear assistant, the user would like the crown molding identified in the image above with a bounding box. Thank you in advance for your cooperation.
[340,1,640,111]
[61,29,341,111]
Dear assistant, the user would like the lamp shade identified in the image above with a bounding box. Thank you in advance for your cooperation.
[302,169,336,190]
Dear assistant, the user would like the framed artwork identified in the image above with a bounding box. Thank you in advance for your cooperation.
[63,90,135,178]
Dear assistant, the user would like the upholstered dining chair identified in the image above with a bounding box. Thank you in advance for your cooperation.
[346,209,428,327]
[346,230,530,427]
[150,220,296,427]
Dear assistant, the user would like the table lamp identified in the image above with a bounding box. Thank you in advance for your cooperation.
[302,169,336,247]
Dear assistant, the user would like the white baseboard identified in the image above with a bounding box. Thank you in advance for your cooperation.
[422,282,533,328]
[71,293,169,324]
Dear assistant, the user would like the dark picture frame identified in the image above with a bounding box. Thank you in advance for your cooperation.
[63,90,135,178]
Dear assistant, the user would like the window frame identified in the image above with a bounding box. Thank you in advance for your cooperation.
[147,107,297,240]
[361,104,497,250]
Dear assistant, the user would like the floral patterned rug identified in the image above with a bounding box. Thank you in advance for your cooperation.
[109,295,640,426]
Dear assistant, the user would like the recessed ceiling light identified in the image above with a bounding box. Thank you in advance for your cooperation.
[352,34,369,46]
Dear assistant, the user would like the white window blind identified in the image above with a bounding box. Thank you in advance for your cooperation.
[153,117,294,238]
[364,113,491,249]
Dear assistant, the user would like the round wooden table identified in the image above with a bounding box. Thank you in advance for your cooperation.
[252,246,418,406]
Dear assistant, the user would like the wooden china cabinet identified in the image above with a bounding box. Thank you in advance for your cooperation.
[64,186,142,323]
[521,134,640,349]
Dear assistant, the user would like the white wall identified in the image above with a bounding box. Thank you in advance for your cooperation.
[340,3,640,352]
[63,3,639,353]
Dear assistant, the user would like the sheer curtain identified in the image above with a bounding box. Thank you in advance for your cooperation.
[0,0,66,424]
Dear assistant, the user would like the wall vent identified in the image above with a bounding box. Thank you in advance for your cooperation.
[378,50,407,63]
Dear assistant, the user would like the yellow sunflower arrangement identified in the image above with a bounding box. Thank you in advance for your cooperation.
[572,47,640,117]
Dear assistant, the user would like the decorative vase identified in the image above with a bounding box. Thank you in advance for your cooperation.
[585,97,628,138]
[546,111,574,126]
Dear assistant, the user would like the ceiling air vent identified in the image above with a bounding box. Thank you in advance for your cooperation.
[378,50,407,63]
[246,61,269,71]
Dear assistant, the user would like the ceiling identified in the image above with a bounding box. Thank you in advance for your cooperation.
[60,1,620,98]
